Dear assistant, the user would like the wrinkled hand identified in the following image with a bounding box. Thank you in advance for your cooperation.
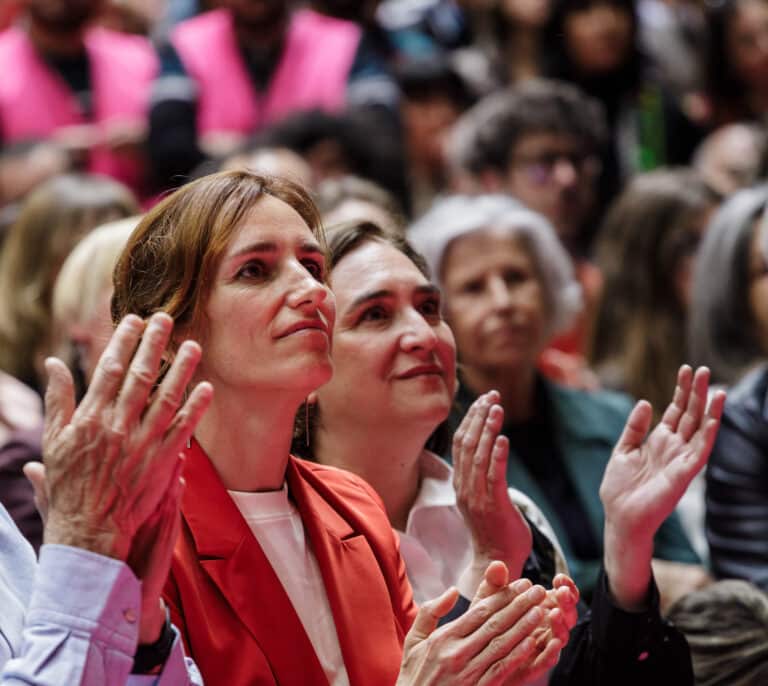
[398,562,566,686]
[453,392,532,593]
[472,564,578,682]
[42,313,212,561]
[599,365,725,610]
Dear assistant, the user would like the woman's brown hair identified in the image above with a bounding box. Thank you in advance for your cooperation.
[591,168,715,412]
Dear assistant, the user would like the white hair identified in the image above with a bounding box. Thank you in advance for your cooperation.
[408,194,582,336]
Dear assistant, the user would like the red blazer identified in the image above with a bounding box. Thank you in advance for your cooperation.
[164,441,417,686]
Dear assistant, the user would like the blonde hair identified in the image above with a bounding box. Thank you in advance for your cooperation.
[51,216,141,366]
[0,174,137,389]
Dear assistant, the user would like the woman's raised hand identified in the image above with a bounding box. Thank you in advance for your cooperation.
[453,391,533,594]
[40,313,213,639]
[398,562,570,686]
[599,365,725,610]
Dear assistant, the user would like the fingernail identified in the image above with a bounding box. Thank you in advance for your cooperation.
[527,607,542,623]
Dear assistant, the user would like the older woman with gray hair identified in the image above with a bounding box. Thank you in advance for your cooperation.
[693,185,768,591]
[409,194,706,607]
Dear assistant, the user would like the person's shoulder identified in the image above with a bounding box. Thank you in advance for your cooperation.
[85,26,157,70]
[719,365,768,444]
[178,8,230,33]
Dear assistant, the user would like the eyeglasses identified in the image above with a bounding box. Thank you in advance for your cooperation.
[509,151,602,185]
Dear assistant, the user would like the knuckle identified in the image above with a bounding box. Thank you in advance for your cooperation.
[485,616,504,636]
[469,603,492,625]
[128,366,156,388]
[99,356,124,381]
[154,390,181,415]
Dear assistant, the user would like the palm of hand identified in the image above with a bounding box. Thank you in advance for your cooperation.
[601,423,696,537]
[600,366,724,541]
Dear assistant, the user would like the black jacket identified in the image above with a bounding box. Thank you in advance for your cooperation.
[707,365,768,590]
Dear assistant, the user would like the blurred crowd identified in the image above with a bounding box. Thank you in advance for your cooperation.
[4,0,768,684]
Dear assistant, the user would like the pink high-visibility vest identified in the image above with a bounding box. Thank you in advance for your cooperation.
[172,8,361,136]
[0,26,157,194]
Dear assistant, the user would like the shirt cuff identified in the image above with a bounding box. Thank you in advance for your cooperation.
[127,630,203,686]
[29,544,141,658]
[592,567,664,663]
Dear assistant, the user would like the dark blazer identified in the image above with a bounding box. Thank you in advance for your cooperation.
[165,440,416,686]
[707,364,768,589]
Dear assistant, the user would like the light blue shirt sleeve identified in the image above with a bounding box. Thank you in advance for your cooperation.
[0,544,202,686]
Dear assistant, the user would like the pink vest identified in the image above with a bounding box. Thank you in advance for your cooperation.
[0,26,157,194]
[172,9,361,136]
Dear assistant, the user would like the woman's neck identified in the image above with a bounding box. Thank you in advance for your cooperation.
[195,385,301,492]
[314,418,428,531]
[460,363,537,423]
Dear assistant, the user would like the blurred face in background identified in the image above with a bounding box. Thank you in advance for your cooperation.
[442,228,550,375]
[501,0,551,29]
[727,0,768,92]
[563,1,634,74]
[502,131,599,243]
[26,0,102,31]
[402,94,463,176]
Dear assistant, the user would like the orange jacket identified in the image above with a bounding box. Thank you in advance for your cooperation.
[165,440,417,686]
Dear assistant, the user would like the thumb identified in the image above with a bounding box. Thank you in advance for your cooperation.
[22,462,49,524]
[404,587,459,648]
[471,560,510,605]
[614,400,652,454]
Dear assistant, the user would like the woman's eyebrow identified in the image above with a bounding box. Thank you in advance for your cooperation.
[415,284,441,298]
[228,241,279,259]
[297,240,324,256]
[347,289,392,311]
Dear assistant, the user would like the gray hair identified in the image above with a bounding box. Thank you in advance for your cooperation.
[689,185,768,384]
[408,194,582,337]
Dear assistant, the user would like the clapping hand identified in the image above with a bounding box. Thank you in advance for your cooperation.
[37,313,213,641]
[600,365,725,610]
[399,562,572,685]
[453,391,533,595]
